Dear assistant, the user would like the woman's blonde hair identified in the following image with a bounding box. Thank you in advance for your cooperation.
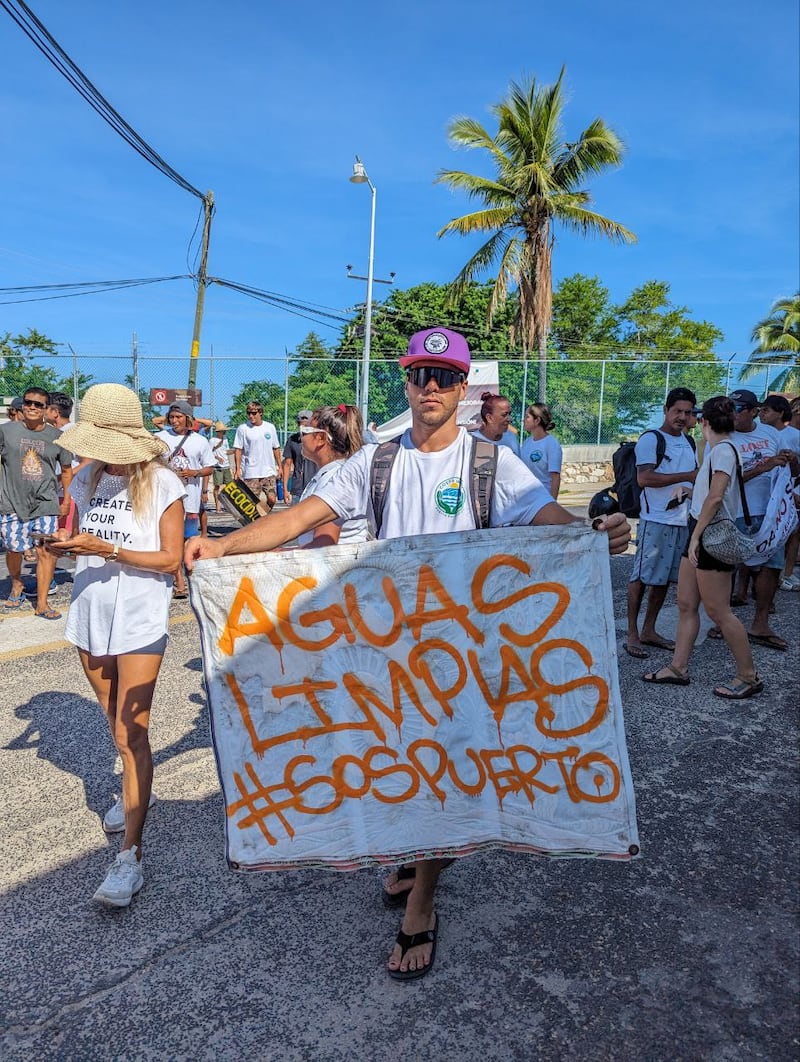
[87,458,169,522]
[526,403,555,431]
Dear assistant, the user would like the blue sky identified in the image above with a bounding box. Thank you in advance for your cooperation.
[1,0,797,413]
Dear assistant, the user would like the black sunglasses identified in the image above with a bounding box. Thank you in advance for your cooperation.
[23,399,46,409]
[405,366,465,389]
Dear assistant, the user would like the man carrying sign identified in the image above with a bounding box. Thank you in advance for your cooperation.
[186,327,630,981]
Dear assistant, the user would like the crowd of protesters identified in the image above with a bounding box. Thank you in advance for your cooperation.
[1,338,798,978]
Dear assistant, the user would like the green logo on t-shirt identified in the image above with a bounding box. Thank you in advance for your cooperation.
[435,477,465,517]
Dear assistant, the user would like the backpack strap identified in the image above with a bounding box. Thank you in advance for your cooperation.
[639,429,667,514]
[369,436,402,536]
[369,434,498,536]
[469,439,498,530]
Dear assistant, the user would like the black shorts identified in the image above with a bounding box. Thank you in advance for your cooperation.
[683,515,736,573]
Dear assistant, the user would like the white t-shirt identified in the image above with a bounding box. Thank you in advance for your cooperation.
[729,423,782,516]
[297,460,369,546]
[635,429,697,526]
[314,428,552,538]
[233,421,281,477]
[520,434,563,491]
[154,429,215,513]
[472,428,520,456]
[211,437,230,469]
[690,439,739,523]
[775,423,800,456]
[65,465,186,655]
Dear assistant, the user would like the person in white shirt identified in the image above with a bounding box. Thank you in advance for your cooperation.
[625,388,698,659]
[643,395,762,698]
[48,384,186,908]
[759,394,800,591]
[470,392,520,455]
[723,389,794,649]
[185,326,631,983]
[520,402,563,498]
[233,402,282,511]
[154,401,214,598]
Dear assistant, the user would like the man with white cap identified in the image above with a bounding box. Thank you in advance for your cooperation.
[282,409,317,504]
[155,401,214,598]
[185,327,630,981]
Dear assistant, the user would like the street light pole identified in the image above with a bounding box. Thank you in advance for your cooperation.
[350,158,376,425]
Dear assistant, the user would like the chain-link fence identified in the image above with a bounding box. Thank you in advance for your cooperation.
[2,350,793,446]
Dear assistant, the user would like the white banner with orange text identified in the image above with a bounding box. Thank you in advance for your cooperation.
[190,525,640,872]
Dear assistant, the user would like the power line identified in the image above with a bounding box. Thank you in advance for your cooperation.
[210,276,352,331]
[0,0,205,201]
[0,275,189,305]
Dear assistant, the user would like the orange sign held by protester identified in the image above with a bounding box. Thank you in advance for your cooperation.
[190,525,640,871]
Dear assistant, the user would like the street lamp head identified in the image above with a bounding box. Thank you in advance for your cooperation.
[350,157,369,184]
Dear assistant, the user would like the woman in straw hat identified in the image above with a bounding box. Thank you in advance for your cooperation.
[49,383,186,907]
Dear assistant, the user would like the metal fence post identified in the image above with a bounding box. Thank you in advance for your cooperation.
[596,360,606,445]
[520,355,529,427]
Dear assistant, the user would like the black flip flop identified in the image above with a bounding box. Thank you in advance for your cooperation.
[387,914,439,982]
[623,643,650,659]
[382,864,416,908]
[381,859,456,908]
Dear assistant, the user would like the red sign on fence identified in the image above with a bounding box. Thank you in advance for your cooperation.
[149,388,202,407]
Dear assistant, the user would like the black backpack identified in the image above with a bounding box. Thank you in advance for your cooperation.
[611,429,666,518]
[369,435,498,536]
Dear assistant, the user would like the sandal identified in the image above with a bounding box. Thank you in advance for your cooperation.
[387,914,439,982]
[381,858,456,909]
[3,592,25,610]
[642,665,690,686]
[34,607,61,621]
[173,589,189,600]
[713,675,763,700]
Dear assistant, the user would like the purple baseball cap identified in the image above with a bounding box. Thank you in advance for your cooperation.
[400,328,471,375]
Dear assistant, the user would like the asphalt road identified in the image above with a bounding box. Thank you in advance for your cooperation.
[1,503,798,1060]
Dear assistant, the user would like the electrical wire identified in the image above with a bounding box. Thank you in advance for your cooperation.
[0,0,205,201]
[210,276,352,331]
[0,275,189,305]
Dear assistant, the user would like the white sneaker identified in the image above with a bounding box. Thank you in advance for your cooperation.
[93,847,144,907]
[102,792,157,834]
[779,574,800,591]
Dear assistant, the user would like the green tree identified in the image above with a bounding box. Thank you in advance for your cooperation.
[436,67,635,401]
[544,276,724,442]
[741,293,800,393]
[0,329,93,401]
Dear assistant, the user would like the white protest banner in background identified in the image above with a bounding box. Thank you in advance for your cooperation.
[751,464,798,558]
[190,525,640,872]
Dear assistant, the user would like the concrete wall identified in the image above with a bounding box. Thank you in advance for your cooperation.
[561,444,616,485]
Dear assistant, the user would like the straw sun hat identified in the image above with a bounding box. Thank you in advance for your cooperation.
[62,383,168,464]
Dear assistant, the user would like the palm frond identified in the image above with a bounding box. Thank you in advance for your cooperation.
[553,203,637,243]
[444,231,512,305]
[435,169,515,206]
[437,207,518,238]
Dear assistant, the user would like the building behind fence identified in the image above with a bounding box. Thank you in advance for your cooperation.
[1,350,794,447]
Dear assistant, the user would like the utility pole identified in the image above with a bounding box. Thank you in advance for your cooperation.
[188,190,215,392]
[132,332,139,396]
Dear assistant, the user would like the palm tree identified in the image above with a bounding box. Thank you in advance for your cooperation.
[741,294,800,393]
[436,68,636,400]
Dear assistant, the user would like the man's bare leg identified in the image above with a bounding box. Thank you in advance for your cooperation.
[639,583,673,647]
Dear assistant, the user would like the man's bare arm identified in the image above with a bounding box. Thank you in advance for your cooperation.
[184,495,337,571]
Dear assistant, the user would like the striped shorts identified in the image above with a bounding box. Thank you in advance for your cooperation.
[0,512,58,553]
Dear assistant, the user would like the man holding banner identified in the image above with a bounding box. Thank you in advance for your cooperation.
[185,328,631,981]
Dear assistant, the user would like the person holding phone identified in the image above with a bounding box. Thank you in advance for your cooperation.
[48,384,185,907]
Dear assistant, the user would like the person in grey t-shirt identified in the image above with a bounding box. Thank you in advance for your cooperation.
[0,387,74,618]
